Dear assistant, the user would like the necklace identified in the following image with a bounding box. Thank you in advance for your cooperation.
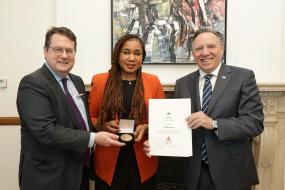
[123,79,136,86]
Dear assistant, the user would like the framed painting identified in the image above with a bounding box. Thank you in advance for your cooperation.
[112,0,227,64]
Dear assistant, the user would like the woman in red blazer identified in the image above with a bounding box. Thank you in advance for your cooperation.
[88,34,164,190]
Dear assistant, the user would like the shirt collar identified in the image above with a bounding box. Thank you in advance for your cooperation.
[45,62,70,82]
[199,62,222,79]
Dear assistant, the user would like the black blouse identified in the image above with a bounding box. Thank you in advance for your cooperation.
[121,80,136,119]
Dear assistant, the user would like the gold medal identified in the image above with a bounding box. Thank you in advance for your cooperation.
[120,134,133,142]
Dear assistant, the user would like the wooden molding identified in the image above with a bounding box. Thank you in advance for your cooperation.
[0,117,20,125]
[86,83,285,92]
[2,83,285,126]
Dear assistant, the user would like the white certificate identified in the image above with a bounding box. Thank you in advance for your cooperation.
[149,98,192,157]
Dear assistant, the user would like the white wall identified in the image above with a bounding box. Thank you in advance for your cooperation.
[1,1,284,115]
[279,0,284,81]
[0,0,56,116]
[56,0,195,85]
[56,0,285,85]
[0,0,56,189]
[227,0,284,83]
[0,0,285,189]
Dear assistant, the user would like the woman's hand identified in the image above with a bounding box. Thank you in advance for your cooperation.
[134,124,148,142]
[101,120,120,134]
[143,140,151,157]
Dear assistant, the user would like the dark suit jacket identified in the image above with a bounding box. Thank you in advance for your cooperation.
[17,65,92,190]
[174,64,264,190]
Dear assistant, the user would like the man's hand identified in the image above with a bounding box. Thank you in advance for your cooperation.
[134,124,148,142]
[95,131,125,147]
[101,120,120,134]
[186,111,213,130]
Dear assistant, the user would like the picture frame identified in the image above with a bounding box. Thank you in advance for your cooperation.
[112,0,227,64]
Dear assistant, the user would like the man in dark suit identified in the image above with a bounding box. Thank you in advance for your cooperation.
[17,27,124,190]
[174,29,264,190]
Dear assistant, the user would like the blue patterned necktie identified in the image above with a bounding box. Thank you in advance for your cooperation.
[62,78,90,166]
[201,74,213,164]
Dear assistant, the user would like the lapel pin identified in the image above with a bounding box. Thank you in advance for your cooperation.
[222,76,227,79]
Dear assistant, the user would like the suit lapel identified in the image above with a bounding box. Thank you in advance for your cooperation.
[41,65,66,98]
[69,74,93,131]
[69,75,89,119]
[189,71,201,112]
[207,64,232,114]
[68,75,87,129]
[190,71,205,138]
[41,65,81,129]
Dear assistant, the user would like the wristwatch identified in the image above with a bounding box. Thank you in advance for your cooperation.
[212,120,218,130]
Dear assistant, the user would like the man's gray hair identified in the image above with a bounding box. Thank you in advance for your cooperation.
[192,28,225,46]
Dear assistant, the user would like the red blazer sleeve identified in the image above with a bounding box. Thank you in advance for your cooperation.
[142,73,165,116]
[88,73,108,127]
[153,75,164,99]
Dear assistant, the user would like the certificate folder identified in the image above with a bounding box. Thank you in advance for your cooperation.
[149,98,192,157]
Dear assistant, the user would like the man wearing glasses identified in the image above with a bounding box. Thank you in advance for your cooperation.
[17,27,124,190]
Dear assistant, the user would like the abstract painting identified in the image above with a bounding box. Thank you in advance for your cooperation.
[112,0,226,64]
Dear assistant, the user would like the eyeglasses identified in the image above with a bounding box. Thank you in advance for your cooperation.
[48,46,76,56]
